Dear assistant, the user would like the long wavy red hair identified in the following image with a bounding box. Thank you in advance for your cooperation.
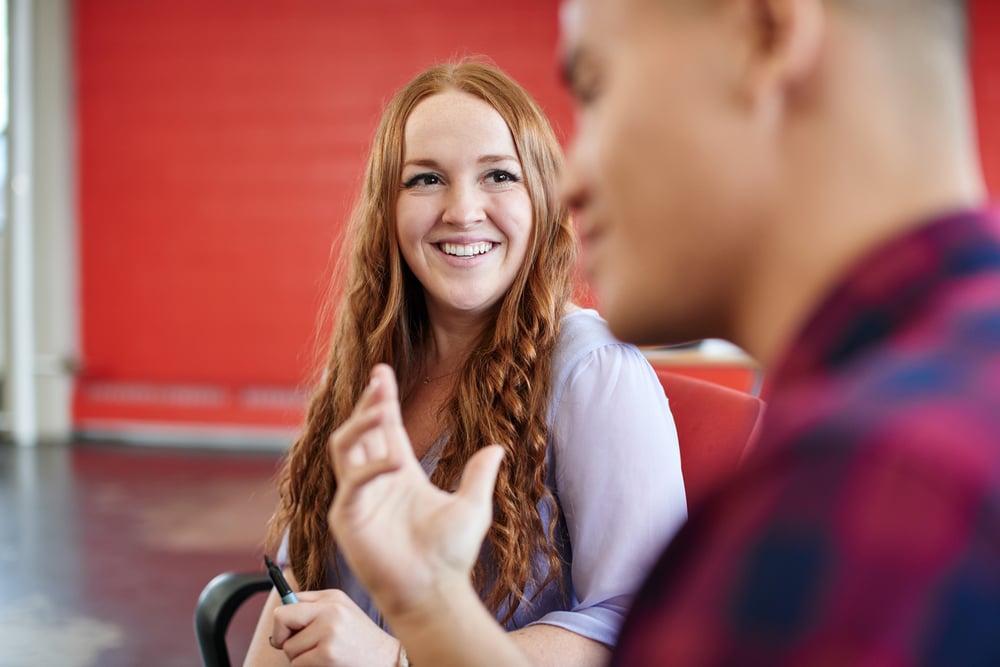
[266,60,577,622]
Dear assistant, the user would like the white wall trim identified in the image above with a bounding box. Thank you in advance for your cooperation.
[6,0,38,446]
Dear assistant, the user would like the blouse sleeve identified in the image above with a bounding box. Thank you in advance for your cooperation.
[528,342,688,645]
[276,530,290,570]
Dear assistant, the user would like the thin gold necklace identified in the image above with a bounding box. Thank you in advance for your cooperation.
[423,368,460,384]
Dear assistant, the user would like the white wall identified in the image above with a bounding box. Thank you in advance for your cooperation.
[3,0,75,444]
[33,0,76,442]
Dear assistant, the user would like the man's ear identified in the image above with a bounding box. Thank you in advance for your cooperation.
[745,0,825,94]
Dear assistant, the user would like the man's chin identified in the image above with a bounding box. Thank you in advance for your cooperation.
[597,290,658,346]
[598,289,697,348]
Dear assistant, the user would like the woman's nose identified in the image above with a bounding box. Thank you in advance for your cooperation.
[442,183,486,227]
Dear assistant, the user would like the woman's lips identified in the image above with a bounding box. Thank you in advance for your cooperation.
[437,241,497,257]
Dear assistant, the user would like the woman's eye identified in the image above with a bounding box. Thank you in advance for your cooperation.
[402,173,441,188]
[487,170,520,184]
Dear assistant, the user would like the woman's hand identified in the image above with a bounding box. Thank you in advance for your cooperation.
[327,364,505,622]
[269,589,399,667]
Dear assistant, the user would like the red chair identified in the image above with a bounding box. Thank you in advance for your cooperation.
[655,369,765,508]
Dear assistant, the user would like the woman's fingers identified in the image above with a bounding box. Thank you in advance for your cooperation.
[277,618,329,663]
[270,601,316,648]
[270,589,398,667]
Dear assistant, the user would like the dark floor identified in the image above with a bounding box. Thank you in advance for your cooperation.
[0,440,284,667]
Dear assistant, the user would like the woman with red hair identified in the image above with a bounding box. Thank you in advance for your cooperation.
[246,61,686,667]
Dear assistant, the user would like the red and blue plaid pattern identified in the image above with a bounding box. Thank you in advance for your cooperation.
[614,209,1000,666]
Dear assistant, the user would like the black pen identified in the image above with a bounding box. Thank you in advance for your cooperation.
[264,555,299,605]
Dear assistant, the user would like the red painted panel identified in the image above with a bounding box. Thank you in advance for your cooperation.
[75,1,1000,432]
[74,1,571,431]
[972,0,1000,193]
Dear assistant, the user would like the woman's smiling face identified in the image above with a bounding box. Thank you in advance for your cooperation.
[396,90,533,321]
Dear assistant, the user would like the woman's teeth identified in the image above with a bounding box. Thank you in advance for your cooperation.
[440,242,494,257]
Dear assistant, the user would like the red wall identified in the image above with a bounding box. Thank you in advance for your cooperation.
[973,0,1000,191]
[74,1,1000,435]
[74,1,571,432]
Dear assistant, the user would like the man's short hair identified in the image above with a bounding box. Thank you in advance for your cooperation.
[841,0,968,49]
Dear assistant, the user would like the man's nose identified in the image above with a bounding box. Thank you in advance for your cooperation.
[560,149,590,216]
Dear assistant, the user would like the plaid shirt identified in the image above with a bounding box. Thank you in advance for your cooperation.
[613,209,1000,666]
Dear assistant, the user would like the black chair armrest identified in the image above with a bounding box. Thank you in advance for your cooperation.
[195,571,272,667]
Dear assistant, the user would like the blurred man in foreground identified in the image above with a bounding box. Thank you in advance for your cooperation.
[324,0,1000,664]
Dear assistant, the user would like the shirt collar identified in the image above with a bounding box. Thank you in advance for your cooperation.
[767,207,1000,390]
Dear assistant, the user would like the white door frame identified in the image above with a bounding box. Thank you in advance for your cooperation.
[5,0,38,446]
[4,0,75,446]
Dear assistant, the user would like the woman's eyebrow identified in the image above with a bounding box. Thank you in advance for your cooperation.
[401,158,441,169]
[478,154,520,164]
[402,155,520,168]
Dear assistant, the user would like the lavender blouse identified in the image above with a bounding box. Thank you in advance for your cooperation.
[282,309,687,647]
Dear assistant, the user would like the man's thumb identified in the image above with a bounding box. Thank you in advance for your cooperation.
[457,445,504,508]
